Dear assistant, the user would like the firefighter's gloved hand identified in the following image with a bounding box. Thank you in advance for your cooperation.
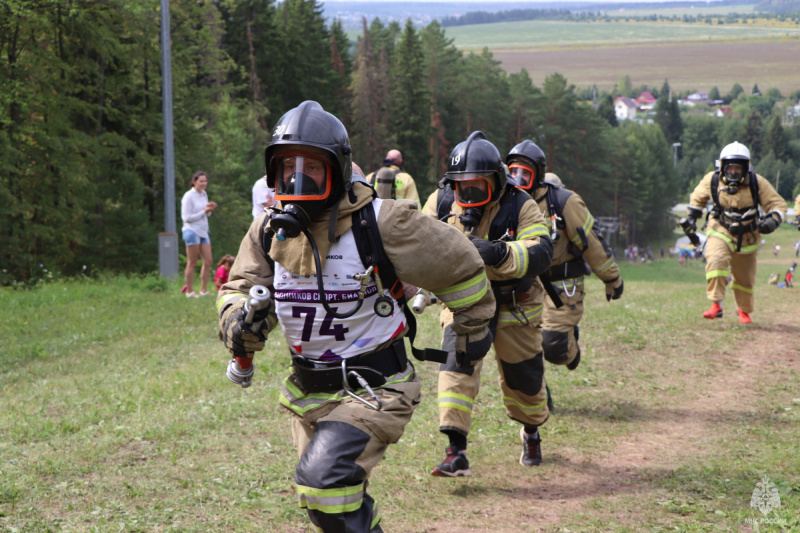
[605,277,624,301]
[222,303,267,358]
[468,235,509,267]
[455,329,494,368]
[679,206,702,235]
[758,212,781,235]
[226,357,254,388]
[679,215,697,235]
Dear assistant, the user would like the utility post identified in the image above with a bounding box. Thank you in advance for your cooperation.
[158,0,179,278]
[672,142,681,168]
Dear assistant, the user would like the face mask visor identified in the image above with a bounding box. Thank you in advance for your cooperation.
[508,163,535,190]
[274,151,332,202]
[722,162,745,186]
[449,173,492,208]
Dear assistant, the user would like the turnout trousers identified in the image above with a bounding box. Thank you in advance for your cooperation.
[704,234,758,314]
[437,304,549,437]
[287,367,421,533]
[541,276,585,367]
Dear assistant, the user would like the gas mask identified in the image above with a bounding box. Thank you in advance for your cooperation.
[452,175,492,233]
[508,162,536,190]
[270,152,333,241]
[721,162,745,196]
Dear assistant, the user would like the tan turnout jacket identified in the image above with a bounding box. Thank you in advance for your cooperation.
[689,171,785,254]
[217,181,495,348]
[534,185,620,283]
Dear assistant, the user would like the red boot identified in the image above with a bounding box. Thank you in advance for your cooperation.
[703,302,723,319]
[737,309,752,324]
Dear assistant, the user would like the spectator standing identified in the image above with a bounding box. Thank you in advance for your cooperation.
[181,171,216,297]
[252,175,276,219]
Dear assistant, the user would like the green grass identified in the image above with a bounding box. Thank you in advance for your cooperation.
[444,20,800,50]
[2,231,799,531]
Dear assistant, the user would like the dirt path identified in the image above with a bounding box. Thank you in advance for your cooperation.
[426,319,800,532]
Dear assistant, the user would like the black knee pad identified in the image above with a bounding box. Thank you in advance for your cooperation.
[542,329,569,365]
[295,421,370,489]
[500,353,544,396]
[439,324,476,375]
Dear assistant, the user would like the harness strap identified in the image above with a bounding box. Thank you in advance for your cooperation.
[352,202,447,364]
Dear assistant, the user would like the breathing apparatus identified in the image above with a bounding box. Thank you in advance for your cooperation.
[439,131,506,234]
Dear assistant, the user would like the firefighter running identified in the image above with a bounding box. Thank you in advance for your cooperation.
[680,141,785,323]
[217,101,495,533]
[422,131,554,475]
[506,140,623,373]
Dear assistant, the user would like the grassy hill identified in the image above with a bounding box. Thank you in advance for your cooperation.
[2,226,799,531]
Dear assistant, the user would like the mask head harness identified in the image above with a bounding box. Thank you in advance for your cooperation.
[440,131,505,233]
[506,140,546,192]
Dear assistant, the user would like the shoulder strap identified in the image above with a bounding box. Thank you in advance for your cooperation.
[545,184,573,220]
[711,171,721,210]
[749,170,759,206]
[489,186,527,241]
[436,185,455,221]
[351,201,447,364]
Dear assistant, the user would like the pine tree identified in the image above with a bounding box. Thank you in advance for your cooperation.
[597,94,618,127]
[453,48,511,147]
[420,21,462,187]
[349,17,391,174]
[539,73,614,214]
[388,20,430,188]
[654,79,683,144]
[219,0,279,121]
[508,69,545,145]
[272,0,335,112]
[328,19,353,122]
[742,109,764,160]
[764,115,790,161]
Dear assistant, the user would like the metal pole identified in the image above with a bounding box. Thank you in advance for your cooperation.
[672,142,681,168]
[158,0,179,278]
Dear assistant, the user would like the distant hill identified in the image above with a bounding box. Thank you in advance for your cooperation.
[323,1,589,29]
[755,0,800,12]
[323,0,760,29]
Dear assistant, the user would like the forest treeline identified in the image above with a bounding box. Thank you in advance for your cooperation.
[440,9,571,27]
[1,0,799,283]
[441,0,800,24]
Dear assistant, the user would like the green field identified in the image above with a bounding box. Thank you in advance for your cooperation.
[603,3,759,17]
[2,226,800,531]
[444,19,800,50]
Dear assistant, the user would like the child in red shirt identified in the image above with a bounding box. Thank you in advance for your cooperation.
[214,254,235,290]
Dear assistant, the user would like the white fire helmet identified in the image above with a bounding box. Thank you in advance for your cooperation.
[719,141,750,165]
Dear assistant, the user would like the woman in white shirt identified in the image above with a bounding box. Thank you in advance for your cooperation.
[181,171,217,297]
